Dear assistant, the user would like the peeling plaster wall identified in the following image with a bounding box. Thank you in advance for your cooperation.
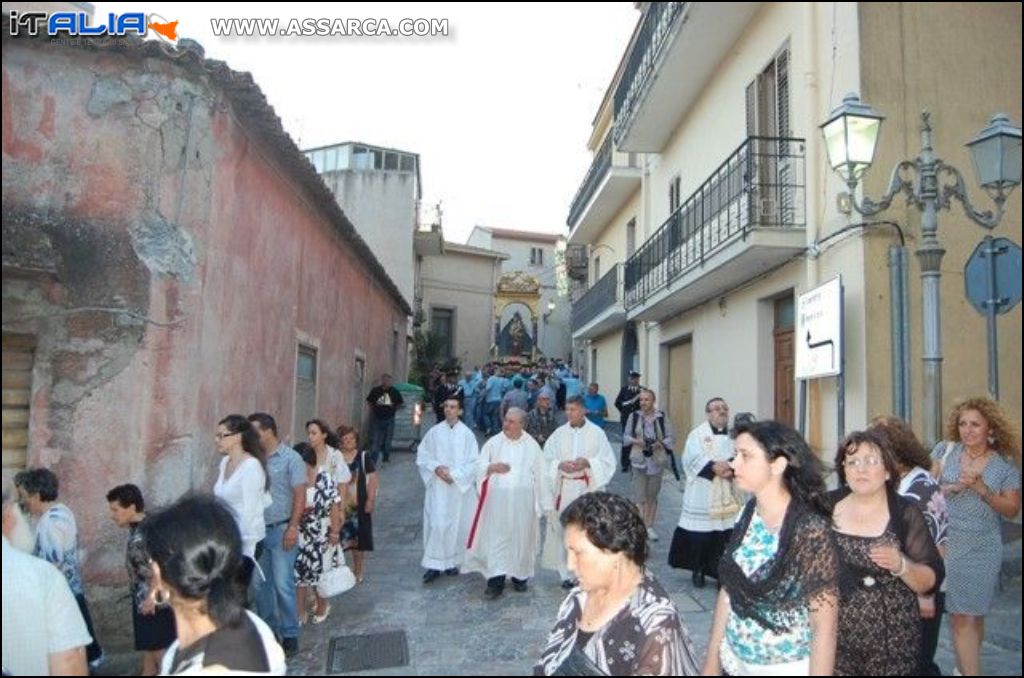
[2,38,407,618]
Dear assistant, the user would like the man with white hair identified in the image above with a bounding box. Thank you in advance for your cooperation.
[2,474,91,675]
[464,408,551,600]
[540,395,617,588]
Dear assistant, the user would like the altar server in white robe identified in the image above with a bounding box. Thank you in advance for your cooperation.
[417,398,480,584]
[464,407,551,600]
[541,395,617,588]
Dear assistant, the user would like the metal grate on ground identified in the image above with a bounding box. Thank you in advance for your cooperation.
[326,630,410,674]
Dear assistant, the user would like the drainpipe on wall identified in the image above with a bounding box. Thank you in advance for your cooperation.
[802,1,823,448]
[888,245,912,422]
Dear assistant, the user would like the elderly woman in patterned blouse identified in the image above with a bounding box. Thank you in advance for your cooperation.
[534,491,699,676]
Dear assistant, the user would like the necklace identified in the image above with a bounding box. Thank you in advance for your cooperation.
[580,593,614,630]
[579,571,641,630]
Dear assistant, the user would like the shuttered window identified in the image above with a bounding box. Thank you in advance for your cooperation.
[293,344,318,443]
[2,334,35,471]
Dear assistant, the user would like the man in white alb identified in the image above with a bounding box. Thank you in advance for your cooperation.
[541,395,617,589]
[669,397,737,588]
[464,408,551,600]
[416,398,479,584]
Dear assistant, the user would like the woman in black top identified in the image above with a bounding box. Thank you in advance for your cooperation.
[337,424,378,583]
[830,430,944,676]
[136,494,285,675]
[107,484,175,676]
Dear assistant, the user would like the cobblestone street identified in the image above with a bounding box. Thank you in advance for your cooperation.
[286,424,1022,676]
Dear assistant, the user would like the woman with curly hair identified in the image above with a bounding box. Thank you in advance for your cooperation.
[534,491,699,676]
[703,420,839,676]
[869,416,948,675]
[931,397,1020,676]
[830,430,943,676]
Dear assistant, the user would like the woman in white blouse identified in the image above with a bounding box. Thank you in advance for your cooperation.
[212,414,269,591]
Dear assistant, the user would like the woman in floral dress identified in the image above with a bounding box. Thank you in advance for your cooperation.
[293,442,342,625]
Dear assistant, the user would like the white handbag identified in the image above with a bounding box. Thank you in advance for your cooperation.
[316,546,356,598]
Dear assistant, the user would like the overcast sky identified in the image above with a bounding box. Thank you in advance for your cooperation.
[97,2,639,244]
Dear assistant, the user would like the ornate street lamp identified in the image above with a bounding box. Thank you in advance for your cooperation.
[821,93,1021,444]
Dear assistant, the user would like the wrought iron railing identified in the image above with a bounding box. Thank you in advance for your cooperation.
[624,137,806,309]
[572,264,623,331]
[568,135,613,228]
[613,2,687,146]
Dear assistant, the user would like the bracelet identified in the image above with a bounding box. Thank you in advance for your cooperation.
[892,553,907,577]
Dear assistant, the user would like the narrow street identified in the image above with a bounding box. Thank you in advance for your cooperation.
[285,422,1022,675]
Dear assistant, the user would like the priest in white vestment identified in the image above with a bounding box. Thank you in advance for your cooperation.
[668,397,738,588]
[464,407,551,600]
[541,395,617,588]
[417,398,480,583]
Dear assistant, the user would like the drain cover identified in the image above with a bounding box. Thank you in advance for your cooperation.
[326,630,409,673]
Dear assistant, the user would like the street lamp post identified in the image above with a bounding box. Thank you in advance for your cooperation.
[820,94,1021,445]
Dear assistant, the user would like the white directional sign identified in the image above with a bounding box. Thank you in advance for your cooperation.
[796,277,843,379]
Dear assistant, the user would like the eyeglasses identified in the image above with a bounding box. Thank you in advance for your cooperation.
[843,456,883,469]
[215,431,239,440]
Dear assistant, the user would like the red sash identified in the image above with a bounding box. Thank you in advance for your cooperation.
[466,477,489,549]
[555,472,590,511]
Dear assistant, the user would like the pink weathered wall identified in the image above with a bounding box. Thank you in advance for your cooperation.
[2,38,407,596]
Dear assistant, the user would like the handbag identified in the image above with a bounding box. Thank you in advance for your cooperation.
[551,647,607,676]
[316,546,356,598]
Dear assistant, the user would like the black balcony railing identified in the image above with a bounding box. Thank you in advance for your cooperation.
[567,135,613,229]
[624,137,806,309]
[572,264,623,332]
[613,2,687,146]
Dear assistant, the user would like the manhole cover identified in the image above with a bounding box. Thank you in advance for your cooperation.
[326,630,409,673]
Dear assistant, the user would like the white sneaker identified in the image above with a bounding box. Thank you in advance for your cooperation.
[647,527,659,542]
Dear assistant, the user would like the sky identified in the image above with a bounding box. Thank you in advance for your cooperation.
[96,2,640,244]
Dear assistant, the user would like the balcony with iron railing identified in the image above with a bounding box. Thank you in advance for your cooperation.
[571,263,625,339]
[567,134,641,245]
[624,137,806,320]
[568,134,612,228]
[613,2,761,152]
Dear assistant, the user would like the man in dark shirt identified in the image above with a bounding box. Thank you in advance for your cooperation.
[614,371,643,472]
[432,370,464,422]
[366,373,404,465]
[525,392,558,447]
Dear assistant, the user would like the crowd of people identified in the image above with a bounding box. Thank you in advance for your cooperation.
[1,367,1020,676]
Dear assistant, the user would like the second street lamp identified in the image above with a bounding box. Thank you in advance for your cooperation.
[820,93,1022,445]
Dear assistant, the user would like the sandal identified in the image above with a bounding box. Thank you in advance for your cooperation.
[312,601,331,625]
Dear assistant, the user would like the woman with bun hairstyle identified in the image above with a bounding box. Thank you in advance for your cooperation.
[139,494,286,675]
